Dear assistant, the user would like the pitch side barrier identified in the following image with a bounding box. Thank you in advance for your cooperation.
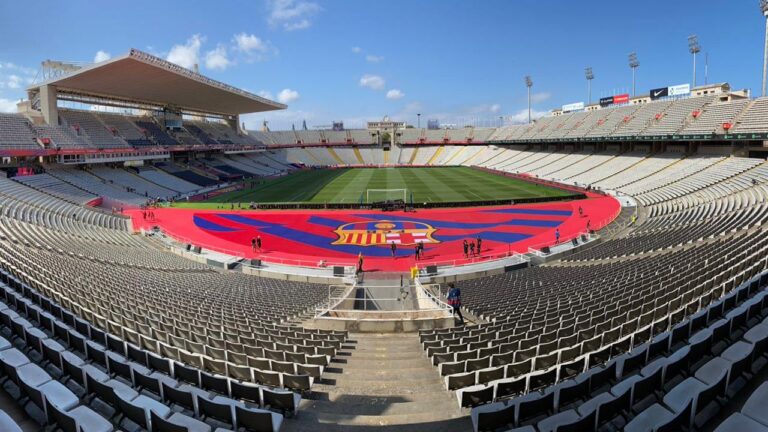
[229,194,585,211]
[471,166,608,196]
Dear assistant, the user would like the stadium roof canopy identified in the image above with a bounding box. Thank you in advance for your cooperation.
[27,49,286,117]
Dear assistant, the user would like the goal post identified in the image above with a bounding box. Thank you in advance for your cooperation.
[366,188,408,204]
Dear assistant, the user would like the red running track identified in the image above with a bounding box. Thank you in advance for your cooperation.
[129,193,620,272]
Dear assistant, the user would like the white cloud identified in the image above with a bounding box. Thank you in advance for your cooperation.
[258,90,274,100]
[359,74,385,91]
[351,47,362,54]
[365,54,383,63]
[386,89,405,100]
[6,75,22,89]
[93,50,111,63]
[0,62,35,74]
[490,103,501,113]
[233,33,269,53]
[268,0,321,31]
[506,108,548,124]
[530,92,551,104]
[205,45,232,70]
[277,88,300,104]
[285,19,311,31]
[0,98,18,113]
[166,34,204,69]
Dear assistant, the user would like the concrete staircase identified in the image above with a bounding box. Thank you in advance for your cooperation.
[284,333,470,431]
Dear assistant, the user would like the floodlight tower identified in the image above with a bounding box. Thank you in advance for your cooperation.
[585,67,594,104]
[525,75,533,124]
[628,52,640,97]
[762,0,768,96]
[688,35,701,87]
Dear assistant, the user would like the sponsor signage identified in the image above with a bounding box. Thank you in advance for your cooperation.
[562,102,585,112]
[650,83,690,100]
[613,93,629,104]
[668,83,691,96]
[600,93,630,107]
[650,87,669,100]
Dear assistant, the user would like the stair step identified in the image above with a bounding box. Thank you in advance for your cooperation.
[301,398,458,416]
[285,410,470,428]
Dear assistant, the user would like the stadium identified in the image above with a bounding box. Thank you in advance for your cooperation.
[0,1,767,432]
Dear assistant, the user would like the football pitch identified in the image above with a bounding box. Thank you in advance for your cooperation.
[173,167,574,208]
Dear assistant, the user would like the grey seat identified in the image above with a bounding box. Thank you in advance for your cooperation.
[116,390,171,430]
[0,348,30,383]
[742,382,768,427]
[235,404,283,432]
[0,408,23,432]
[151,410,212,432]
[536,408,579,432]
[261,388,301,416]
[714,413,768,432]
[695,357,730,385]
[662,377,707,429]
[624,403,676,432]
[45,398,114,432]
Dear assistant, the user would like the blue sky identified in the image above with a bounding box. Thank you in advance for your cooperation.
[0,0,766,130]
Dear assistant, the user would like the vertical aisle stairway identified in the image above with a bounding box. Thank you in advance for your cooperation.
[284,333,470,431]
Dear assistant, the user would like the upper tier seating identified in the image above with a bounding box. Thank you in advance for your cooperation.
[0,113,38,149]
[133,120,179,147]
[59,110,129,148]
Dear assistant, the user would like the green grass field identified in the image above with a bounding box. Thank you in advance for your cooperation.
[172,167,573,208]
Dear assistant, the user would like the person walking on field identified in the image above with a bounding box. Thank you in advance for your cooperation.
[476,236,482,255]
[256,235,262,252]
[418,241,424,258]
[463,240,469,258]
[414,244,420,260]
[469,241,476,257]
[391,241,397,257]
[555,228,560,244]
[251,237,257,252]
[446,283,465,325]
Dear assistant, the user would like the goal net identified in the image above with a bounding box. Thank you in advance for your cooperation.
[366,188,407,204]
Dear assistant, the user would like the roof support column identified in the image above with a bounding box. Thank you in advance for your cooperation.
[39,84,59,126]
[225,115,241,134]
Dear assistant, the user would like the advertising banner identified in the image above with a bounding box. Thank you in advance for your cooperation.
[650,87,669,100]
[562,102,585,112]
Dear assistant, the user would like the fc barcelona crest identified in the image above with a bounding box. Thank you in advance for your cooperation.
[332,220,440,247]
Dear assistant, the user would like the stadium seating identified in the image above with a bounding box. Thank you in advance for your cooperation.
[13,173,99,205]
[0,114,39,149]
[59,110,130,149]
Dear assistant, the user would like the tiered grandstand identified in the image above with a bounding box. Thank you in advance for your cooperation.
[0,46,765,432]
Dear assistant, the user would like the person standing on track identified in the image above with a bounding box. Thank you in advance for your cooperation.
[251,237,257,252]
[476,236,482,255]
[414,244,420,260]
[463,240,469,258]
[469,241,476,257]
[555,228,560,244]
[256,235,262,252]
[391,241,397,257]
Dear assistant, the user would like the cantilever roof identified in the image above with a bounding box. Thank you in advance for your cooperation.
[28,49,286,116]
